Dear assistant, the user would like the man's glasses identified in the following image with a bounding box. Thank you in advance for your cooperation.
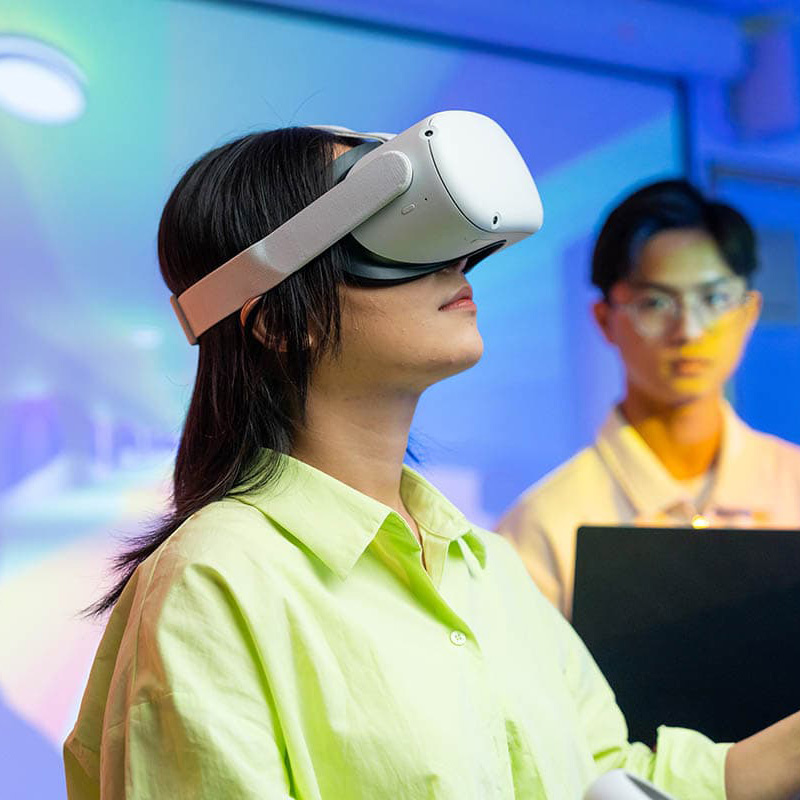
[610,277,751,339]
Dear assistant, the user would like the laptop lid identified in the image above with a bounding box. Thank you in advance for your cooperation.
[572,526,800,745]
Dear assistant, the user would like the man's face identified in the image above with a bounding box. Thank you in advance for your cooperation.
[594,228,762,406]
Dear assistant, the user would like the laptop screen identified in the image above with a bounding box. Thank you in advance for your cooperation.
[572,526,800,745]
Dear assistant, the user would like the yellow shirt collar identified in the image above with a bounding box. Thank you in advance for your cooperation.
[234,452,485,580]
[595,400,752,517]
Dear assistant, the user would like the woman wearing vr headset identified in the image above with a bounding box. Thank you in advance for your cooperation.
[64,121,800,800]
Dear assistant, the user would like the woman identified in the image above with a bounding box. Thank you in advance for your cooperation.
[64,129,799,799]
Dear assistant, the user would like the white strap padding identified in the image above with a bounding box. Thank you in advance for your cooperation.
[171,149,412,344]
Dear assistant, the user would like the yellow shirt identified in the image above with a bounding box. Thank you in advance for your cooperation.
[64,455,729,799]
[498,403,800,618]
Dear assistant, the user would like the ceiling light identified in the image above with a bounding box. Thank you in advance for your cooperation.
[0,35,86,124]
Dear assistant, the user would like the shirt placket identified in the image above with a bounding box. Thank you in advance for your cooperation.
[377,515,479,650]
[378,516,548,795]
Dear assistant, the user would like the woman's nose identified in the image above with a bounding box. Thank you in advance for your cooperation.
[449,258,468,275]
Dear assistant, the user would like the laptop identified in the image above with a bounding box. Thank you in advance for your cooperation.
[572,526,800,745]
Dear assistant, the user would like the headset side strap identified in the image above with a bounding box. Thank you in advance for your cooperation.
[171,149,412,344]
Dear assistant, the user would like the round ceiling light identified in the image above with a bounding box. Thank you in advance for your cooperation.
[0,35,86,124]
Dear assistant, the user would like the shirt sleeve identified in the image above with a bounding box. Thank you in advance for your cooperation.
[549,597,732,800]
[496,497,567,614]
[104,558,295,800]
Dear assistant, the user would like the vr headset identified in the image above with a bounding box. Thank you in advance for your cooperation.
[171,110,544,344]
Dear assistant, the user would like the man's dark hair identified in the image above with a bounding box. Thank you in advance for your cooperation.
[591,179,757,299]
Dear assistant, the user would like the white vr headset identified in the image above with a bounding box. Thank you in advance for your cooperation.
[171,110,544,344]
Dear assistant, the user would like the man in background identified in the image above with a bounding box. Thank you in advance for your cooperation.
[498,179,800,618]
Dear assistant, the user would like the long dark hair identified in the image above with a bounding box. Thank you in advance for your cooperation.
[92,126,355,614]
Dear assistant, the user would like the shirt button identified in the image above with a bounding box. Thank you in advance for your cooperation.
[450,630,467,646]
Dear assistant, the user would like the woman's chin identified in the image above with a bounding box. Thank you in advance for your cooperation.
[433,339,485,381]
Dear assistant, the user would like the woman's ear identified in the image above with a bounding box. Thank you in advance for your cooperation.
[240,296,318,352]
[253,313,292,352]
[240,297,288,351]
[249,308,269,347]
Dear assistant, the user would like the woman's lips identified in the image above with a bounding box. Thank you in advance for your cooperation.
[439,286,476,312]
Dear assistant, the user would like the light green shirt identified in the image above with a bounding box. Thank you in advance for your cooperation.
[64,455,729,799]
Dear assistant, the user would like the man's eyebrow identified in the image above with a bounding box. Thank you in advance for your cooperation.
[627,276,737,293]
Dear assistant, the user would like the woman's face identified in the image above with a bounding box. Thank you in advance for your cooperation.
[319,259,483,396]
[594,228,761,406]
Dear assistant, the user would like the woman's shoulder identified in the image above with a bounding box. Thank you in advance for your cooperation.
[142,497,298,590]
[116,498,302,656]
[169,497,274,555]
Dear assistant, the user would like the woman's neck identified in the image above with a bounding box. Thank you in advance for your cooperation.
[619,387,725,481]
[290,382,421,537]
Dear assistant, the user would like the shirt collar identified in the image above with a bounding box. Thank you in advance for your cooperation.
[595,400,757,518]
[709,403,765,512]
[233,453,484,580]
[595,408,685,517]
